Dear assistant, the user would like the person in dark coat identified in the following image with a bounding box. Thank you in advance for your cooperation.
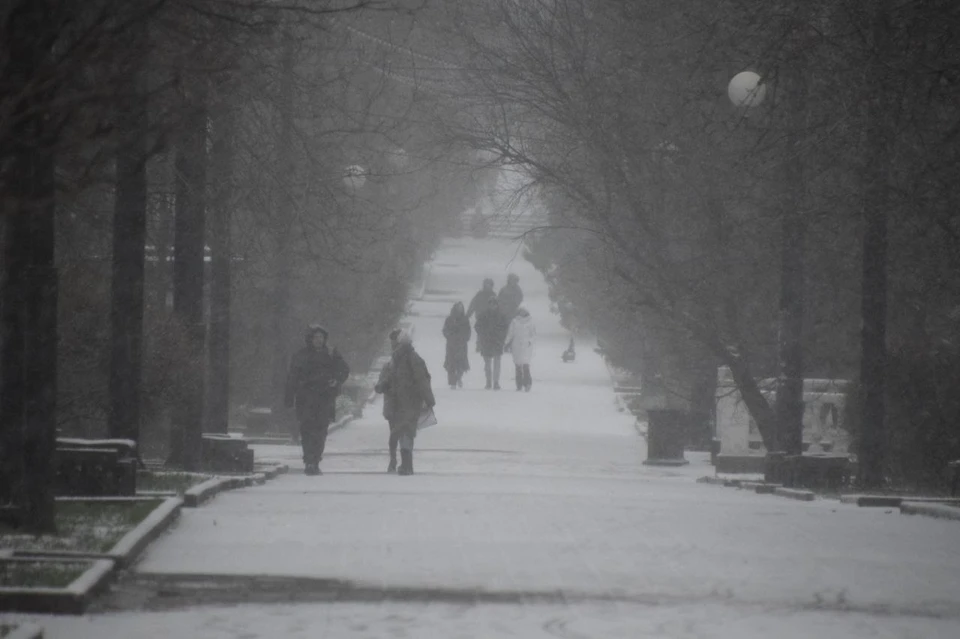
[497,273,524,320]
[466,278,496,319]
[474,297,510,390]
[374,328,402,472]
[385,330,435,475]
[284,324,350,475]
[442,302,471,389]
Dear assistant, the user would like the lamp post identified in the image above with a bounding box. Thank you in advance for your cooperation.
[729,69,806,466]
[342,164,367,191]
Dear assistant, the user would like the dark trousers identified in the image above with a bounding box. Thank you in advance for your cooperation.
[388,421,399,458]
[515,364,532,389]
[300,415,331,467]
[483,355,501,385]
[446,367,465,386]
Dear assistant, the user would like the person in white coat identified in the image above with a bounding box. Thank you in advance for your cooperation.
[504,307,536,391]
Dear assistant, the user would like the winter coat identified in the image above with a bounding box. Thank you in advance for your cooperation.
[475,306,510,358]
[505,314,536,366]
[374,360,396,421]
[285,341,350,423]
[466,288,496,318]
[497,282,524,319]
[385,342,436,437]
[443,313,471,373]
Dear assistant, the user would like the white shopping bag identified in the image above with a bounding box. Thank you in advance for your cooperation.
[417,406,438,430]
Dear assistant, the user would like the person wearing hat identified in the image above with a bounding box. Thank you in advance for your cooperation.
[466,277,496,319]
[384,329,435,475]
[497,273,524,320]
[374,328,403,473]
[284,324,350,475]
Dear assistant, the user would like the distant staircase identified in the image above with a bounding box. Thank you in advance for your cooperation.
[461,207,550,240]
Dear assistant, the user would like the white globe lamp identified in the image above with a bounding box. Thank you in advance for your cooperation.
[342,164,367,190]
[728,71,766,108]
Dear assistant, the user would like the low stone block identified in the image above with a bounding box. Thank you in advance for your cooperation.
[773,487,816,502]
[900,501,960,521]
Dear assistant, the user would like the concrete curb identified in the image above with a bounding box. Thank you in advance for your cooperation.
[773,487,816,502]
[4,623,45,639]
[107,497,183,567]
[840,494,960,508]
[900,501,960,521]
[13,497,183,570]
[0,558,114,615]
[184,478,241,508]
[741,481,781,494]
[255,463,289,480]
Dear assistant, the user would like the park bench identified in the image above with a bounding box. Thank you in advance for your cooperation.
[54,438,139,496]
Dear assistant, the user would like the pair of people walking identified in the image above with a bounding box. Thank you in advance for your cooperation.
[374,329,436,475]
[454,274,536,391]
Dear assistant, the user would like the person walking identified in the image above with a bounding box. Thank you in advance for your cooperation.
[497,273,524,320]
[384,330,435,476]
[442,302,471,389]
[466,277,496,319]
[284,324,350,476]
[474,297,509,390]
[374,328,402,473]
[504,307,536,391]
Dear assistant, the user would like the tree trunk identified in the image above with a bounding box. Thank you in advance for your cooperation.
[0,0,59,533]
[168,77,208,471]
[271,28,296,424]
[207,101,235,434]
[109,32,148,444]
[859,0,892,490]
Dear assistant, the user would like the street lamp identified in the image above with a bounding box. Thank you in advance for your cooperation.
[342,164,367,191]
[728,71,766,108]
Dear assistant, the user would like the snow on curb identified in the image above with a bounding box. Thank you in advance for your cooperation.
[3,623,45,639]
[12,498,183,570]
[840,494,960,508]
[106,497,183,568]
[184,478,243,508]
[0,558,114,615]
[900,501,960,522]
[773,487,816,502]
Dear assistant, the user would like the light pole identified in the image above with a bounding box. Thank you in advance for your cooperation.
[729,68,807,463]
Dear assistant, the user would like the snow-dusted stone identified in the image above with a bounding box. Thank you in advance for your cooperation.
[0,558,113,614]
[773,487,816,501]
[900,501,960,521]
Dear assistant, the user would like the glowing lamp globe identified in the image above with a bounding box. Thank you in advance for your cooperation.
[342,164,367,190]
[728,71,766,108]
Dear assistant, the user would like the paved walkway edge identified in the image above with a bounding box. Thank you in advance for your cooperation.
[0,558,114,615]
[900,501,960,521]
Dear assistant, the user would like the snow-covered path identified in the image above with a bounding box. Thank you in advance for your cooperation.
[8,238,960,638]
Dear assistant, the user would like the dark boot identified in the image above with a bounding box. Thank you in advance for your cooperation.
[398,449,413,475]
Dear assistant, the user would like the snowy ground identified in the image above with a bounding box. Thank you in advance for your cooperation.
[5,238,960,637]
